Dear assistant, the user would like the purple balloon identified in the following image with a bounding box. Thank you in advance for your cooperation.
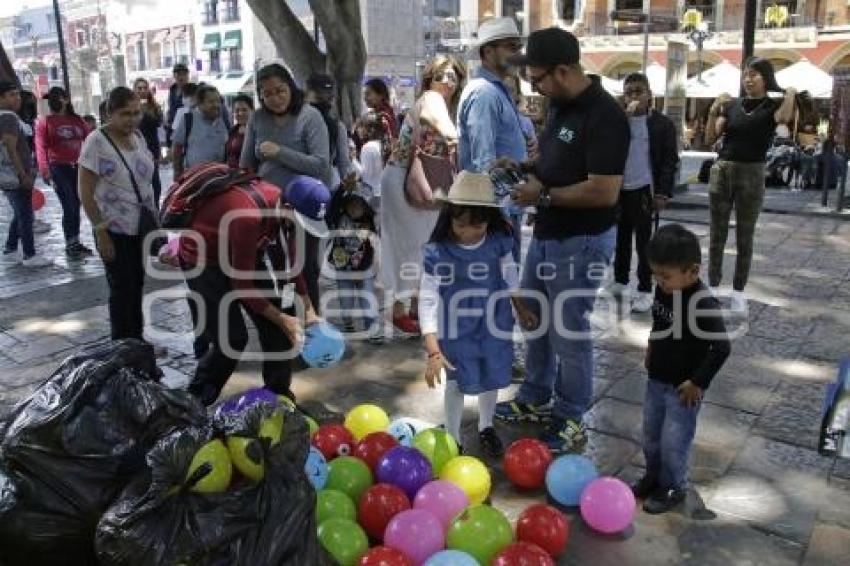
[235,387,279,411]
[376,446,433,500]
[384,509,445,565]
[413,480,469,532]
[214,397,240,419]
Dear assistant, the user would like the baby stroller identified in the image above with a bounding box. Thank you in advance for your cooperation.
[819,357,850,482]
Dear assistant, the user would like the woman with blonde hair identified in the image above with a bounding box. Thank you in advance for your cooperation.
[380,55,466,335]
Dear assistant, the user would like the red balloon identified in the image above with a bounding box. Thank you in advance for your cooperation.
[357,483,411,540]
[31,188,45,212]
[358,545,414,566]
[354,432,399,472]
[311,423,355,461]
[503,438,553,489]
[516,504,569,557]
[492,542,555,566]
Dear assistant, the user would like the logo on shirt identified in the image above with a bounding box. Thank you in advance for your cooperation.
[99,158,117,177]
[557,127,575,144]
[56,125,77,140]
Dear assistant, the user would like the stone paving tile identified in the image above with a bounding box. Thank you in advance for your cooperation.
[803,523,850,565]
[748,304,817,342]
[677,521,804,565]
[3,334,75,365]
[754,381,829,451]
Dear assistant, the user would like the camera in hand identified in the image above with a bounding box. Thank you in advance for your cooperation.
[489,167,525,200]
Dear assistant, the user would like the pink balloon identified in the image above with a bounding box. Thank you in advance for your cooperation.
[579,477,636,534]
[384,509,445,565]
[412,480,469,532]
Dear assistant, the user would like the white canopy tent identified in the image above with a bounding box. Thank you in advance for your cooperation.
[686,61,741,98]
[644,62,668,94]
[599,75,622,95]
[776,60,833,98]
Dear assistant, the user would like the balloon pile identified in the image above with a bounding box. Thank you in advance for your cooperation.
[313,404,638,566]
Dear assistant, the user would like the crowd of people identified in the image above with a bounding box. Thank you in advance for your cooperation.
[1,17,809,515]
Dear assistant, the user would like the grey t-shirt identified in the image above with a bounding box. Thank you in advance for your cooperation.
[0,110,33,189]
[172,107,228,169]
[240,105,331,190]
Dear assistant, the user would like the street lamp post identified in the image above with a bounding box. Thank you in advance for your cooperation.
[688,22,713,83]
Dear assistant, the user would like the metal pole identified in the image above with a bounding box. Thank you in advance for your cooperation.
[741,0,757,96]
[642,16,649,73]
[697,38,703,82]
[52,0,71,94]
[821,140,833,207]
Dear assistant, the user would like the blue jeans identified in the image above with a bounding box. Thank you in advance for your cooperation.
[4,188,35,258]
[50,163,81,245]
[517,228,615,420]
[337,275,378,328]
[642,379,701,491]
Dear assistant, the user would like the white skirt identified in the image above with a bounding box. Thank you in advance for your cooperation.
[379,163,440,299]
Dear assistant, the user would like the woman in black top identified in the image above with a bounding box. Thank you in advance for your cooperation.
[133,78,164,205]
[704,57,797,312]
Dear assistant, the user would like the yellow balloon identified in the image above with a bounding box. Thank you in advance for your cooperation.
[343,404,390,441]
[439,455,491,505]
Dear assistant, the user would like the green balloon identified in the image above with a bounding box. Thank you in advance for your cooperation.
[446,504,514,564]
[317,518,369,566]
[413,428,459,475]
[325,456,373,503]
[304,415,319,438]
[316,489,356,526]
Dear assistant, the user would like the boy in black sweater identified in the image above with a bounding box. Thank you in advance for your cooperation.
[632,224,731,514]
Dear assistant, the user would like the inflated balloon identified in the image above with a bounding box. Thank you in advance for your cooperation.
[276,395,296,410]
[516,504,569,557]
[446,504,513,565]
[412,428,459,475]
[312,423,356,461]
[186,439,232,493]
[257,408,285,445]
[412,480,469,532]
[386,418,434,447]
[439,455,491,505]
[305,414,319,437]
[359,546,414,566]
[235,387,279,411]
[317,489,356,525]
[545,454,598,506]
[326,456,373,503]
[345,404,391,441]
[503,438,553,490]
[226,436,265,482]
[302,321,346,368]
[579,477,636,534]
[305,446,328,490]
[354,431,399,473]
[357,483,411,540]
[383,509,445,565]
[31,188,45,211]
[376,446,433,500]
[423,549,478,566]
[318,518,369,566]
[492,542,555,566]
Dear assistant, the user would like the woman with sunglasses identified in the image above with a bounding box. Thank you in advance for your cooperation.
[379,55,466,335]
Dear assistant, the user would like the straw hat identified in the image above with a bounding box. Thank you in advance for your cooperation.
[435,171,501,207]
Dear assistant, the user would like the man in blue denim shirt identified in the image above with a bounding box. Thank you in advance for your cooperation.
[494,28,630,453]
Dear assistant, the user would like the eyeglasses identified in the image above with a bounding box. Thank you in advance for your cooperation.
[260,87,290,99]
[527,68,554,89]
[434,71,458,85]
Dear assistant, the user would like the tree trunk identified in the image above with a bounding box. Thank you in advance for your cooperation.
[246,0,326,81]
[308,0,367,126]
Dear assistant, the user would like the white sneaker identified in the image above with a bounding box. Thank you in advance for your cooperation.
[631,291,654,313]
[33,219,51,234]
[603,281,628,296]
[21,254,53,268]
[1,250,21,265]
[730,290,748,313]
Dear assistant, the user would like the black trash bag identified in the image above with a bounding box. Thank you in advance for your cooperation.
[0,339,206,565]
[97,404,326,566]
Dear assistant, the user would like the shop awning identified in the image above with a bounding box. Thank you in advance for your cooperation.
[125,32,142,45]
[170,26,187,40]
[599,75,623,95]
[644,62,667,95]
[222,30,242,50]
[202,33,221,51]
[686,61,741,98]
[152,29,170,44]
[206,72,252,95]
[776,60,833,99]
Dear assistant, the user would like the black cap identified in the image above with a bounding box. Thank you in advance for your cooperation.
[41,85,67,100]
[508,27,580,68]
[173,62,189,73]
[306,72,335,92]
[0,80,19,96]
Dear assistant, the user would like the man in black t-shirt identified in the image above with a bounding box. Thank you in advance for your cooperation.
[494,28,630,453]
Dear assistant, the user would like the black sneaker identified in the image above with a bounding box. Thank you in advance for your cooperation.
[630,475,658,499]
[478,427,504,458]
[643,488,687,514]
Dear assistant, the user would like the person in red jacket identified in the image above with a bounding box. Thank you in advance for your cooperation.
[179,175,327,406]
[35,86,93,259]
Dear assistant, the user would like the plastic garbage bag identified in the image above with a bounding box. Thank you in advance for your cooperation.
[0,339,206,565]
[97,403,327,565]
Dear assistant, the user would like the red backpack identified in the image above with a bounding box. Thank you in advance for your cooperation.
[160,163,259,229]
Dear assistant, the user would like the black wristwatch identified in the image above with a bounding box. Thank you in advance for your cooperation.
[537,187,552,209]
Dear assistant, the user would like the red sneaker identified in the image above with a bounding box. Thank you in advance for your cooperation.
[392,314,420,334]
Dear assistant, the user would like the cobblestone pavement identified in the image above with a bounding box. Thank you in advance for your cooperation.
[1,172,850,564]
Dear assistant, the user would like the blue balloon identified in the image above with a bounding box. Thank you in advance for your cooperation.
[424,550,478,566]
[386,419,417,447]
[305,446,328,490]
[301,322,346,368]
[545,454,598,506]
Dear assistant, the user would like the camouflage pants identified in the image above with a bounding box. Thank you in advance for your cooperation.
[708,160,765,291]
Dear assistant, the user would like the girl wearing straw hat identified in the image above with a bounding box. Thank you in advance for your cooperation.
[420,171,538,457]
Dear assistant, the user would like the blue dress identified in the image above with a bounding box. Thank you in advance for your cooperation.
[422,232,516,395]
